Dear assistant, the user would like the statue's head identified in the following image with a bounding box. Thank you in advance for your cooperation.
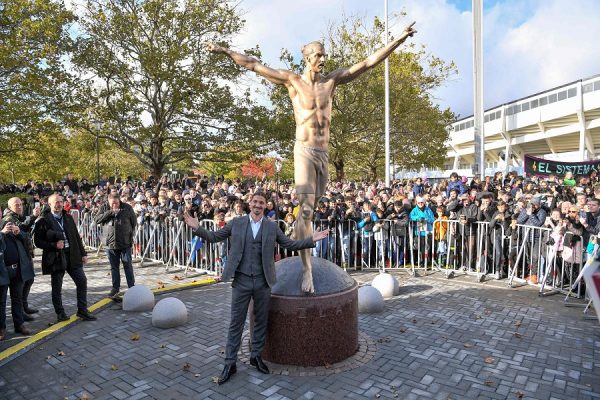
[301,41,326,73]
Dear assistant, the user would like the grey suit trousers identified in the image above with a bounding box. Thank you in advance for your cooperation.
[225,272,271,365]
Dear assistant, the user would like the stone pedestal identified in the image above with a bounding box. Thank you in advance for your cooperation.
[261,256,358,367]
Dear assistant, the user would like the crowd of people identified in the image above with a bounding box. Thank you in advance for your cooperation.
[0,169,598,339]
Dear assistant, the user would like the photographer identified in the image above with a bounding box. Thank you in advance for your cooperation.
[489,201,511,277]
[183,193,200,219]
[0,221,34,339]
[337,196,360,267]
[409,197,435,267]
[313,201,333,259]
[357,201,378,267]
[385,201,408,267]
[1,197,40,319]
[562,206,584,274]
[95,194,137,297]
[454,194,478,270]
[517,197,547,228]
[516,197,547,280]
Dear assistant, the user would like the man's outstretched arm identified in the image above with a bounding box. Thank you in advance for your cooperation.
[206,43,293,85]
[330,21,416,85]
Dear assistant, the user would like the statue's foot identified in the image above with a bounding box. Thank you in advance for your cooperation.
[301,269,315,294]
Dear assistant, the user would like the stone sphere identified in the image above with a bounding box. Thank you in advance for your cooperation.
[358,286,385,314]
[272,256,355,296]
[122,285,155,312]
[372,273,398,298]
[152,297,188,328]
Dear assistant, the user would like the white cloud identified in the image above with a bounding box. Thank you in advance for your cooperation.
[492,0,600,102]
[235,0,600,117]
[63,0,600,118]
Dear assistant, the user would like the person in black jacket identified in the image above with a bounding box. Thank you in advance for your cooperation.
[454,194,479,271]
[95,194,138,297]
[1,197,41,319]
[0,221,34,339]
[33,194,96,322]
[385,201,409,267]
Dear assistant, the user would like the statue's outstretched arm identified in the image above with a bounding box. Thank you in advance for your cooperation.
[329,21,417,85]
[206,43,293,85]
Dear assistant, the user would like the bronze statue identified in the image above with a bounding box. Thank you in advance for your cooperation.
[207,21,417,293]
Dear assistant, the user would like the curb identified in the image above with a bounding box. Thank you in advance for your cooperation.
[0,278,216,366]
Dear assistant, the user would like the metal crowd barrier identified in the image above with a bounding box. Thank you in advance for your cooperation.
[72,211,589,297]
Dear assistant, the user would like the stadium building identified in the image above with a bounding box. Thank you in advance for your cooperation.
[402,74,600,179]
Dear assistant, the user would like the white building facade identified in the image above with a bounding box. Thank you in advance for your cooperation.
[403,75,600,179]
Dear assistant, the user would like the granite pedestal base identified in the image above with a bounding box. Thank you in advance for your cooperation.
[261,256,358,367]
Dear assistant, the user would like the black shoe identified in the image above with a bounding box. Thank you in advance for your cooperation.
[24,306,39,314]
[57,312,69,322]
[23,313,35,322]
[217,363,237,385]
[77,309,97,321]
[108,288,119,298]
[250,355,270,374]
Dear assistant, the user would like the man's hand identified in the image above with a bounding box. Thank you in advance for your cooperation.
[183,212,200,230]
[1,224,12,234]
[33,207,41,217]
[402,21,417,38]
[312,228,329,242]
[56,240,65,250]
[11,225,20,235]
[82,256,88,264]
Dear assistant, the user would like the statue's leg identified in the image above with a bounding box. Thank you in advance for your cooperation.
[293,142,327,294]
[295,192,316,293]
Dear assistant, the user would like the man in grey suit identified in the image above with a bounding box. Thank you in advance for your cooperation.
[184,191,328,384]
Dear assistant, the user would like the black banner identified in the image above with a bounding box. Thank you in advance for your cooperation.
[524,154,600,176]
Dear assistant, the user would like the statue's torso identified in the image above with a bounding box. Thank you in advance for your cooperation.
[288,74,335,150]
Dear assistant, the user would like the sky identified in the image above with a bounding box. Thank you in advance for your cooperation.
[232,0,600,118]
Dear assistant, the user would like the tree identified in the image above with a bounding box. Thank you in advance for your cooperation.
[69,0,278,178]
[268,15,457,181]
[0,0,75,151]
[240,157,275,180]
[0,129,148,183]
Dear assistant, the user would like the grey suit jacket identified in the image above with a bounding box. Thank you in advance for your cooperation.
[192,216,315,287]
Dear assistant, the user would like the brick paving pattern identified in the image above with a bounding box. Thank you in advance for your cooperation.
[0,263,598,399]
[0,251,206,352]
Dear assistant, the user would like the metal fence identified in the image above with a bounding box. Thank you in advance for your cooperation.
[72,211,590,299]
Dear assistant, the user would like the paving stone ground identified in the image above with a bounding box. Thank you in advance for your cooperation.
[0,257,599,400]
[0,250,206,352]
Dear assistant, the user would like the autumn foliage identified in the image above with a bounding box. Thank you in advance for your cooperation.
[240,158,275,179]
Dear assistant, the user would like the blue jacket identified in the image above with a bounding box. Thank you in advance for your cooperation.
[357,211,378,237]
[412,184,424,197]
[446,180,466,197]
[409,206,435,236]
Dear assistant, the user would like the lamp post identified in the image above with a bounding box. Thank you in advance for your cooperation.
[93,120,102,185]
[384,0,391,187]
[274,158,282,196]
